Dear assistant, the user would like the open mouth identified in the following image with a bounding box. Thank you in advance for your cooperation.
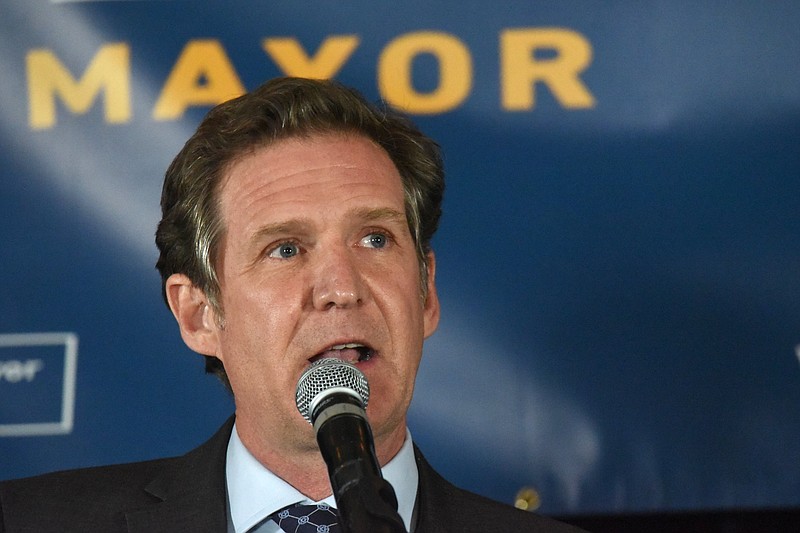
[309,343,375,365]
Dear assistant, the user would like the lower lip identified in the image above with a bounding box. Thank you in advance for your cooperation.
[357,353,377,370]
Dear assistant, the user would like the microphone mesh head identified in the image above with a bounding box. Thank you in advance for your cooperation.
[295,358,370,422]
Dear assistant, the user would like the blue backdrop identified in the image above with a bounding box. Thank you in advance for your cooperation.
[2,0,799,516]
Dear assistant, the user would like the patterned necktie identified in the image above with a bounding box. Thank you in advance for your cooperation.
[271,503,342,533]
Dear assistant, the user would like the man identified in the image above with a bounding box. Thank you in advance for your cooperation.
[0,78,583,532]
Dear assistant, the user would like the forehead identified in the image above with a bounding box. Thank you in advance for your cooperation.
[217,133,406,227]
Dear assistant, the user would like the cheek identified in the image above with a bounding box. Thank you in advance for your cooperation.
[217,285,294,360]
[227,270,300,319]
[383,268,427,332]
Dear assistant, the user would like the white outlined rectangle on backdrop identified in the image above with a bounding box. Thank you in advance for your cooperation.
[0,332,78,437]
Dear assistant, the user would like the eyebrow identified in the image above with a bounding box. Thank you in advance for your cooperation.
[248,207,407,243]
[248,219,312,246]
[352,206,407,225]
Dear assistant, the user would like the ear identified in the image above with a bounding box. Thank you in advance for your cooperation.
[422,252,441,339]
[165,273,221,356]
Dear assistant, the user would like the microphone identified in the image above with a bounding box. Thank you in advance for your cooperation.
[296,358,407,533]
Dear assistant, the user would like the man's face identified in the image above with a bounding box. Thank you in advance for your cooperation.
[209,133,439,460]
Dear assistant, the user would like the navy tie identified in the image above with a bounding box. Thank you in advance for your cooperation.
[271,503,342,533]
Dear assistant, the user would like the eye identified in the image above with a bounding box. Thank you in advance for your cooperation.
[268,242,300,259]
[361,233,389,249]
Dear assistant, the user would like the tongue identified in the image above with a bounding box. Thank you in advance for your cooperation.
[317,348,361,364]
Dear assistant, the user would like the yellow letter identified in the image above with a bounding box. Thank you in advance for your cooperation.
[501,28,595,110]
[153,40,245,121]
[263,36,359,79]
[27,43,130,130]
[378,32,472,114]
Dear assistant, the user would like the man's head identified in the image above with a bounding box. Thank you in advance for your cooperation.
[155,78,444,470]
[156,77,444,388]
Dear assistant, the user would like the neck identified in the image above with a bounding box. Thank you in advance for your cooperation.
[236,417,407,501]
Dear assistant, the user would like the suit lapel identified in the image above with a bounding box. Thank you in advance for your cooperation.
[125,417,235,533]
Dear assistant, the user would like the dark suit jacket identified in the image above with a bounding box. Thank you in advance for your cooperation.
[0,417,584,532]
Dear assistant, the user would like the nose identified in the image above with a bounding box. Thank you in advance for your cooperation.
[311,245,366,310]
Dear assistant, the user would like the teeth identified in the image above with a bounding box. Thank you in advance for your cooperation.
[322,343,373,363]
[330,343,364,350]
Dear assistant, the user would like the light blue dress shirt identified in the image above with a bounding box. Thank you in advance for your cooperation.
[225,423,419,533]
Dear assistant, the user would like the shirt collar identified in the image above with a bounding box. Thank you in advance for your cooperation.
[226,422,418,533]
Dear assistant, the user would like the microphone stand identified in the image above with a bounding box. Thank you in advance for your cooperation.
[314,393,407,533]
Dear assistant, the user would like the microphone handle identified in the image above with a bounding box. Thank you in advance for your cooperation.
[313,394,407,533]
